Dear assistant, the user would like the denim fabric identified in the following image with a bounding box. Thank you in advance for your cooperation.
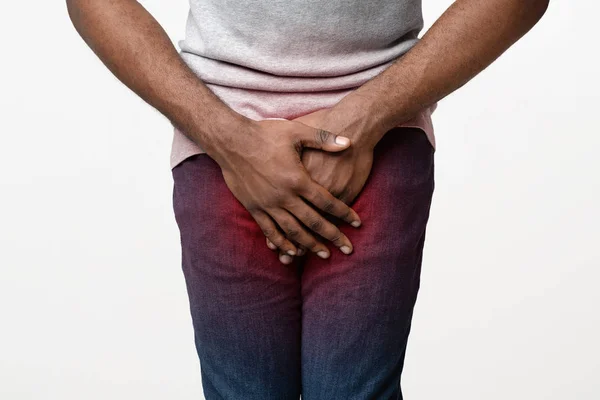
[172,127,435,399]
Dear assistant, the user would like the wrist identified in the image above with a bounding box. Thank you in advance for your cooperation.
[325,99,389,151]
[197,112,255,167]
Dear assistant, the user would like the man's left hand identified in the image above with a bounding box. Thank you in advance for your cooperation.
[266,108,380,262]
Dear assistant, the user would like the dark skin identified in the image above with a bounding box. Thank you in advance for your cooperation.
[264,0,550,263]
[296,109,376,206]
[216,118,363,259]
[66,0,549,265]
[264,108,379,262]
[66,0,363,261]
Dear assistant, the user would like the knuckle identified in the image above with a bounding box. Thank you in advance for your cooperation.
[315,129,330,144]
[284,173,305,191]
[308,218,324,232]
[285,228,300,239]
[329,232,343,244]
[322,198,335,214]
[280,220,300,239]
[261,226,274,237]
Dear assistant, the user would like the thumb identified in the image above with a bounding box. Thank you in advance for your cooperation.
[295,124,351,153]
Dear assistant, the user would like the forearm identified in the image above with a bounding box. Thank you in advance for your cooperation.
[66,0,249,158]
[332,0,550,147]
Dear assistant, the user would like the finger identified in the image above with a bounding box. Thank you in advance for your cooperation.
[266,238,277,250]
[278,249,294,265]
[299,182,362,228]
[287,201,354,254]
[267,237,307,256]
[296,245,307,256]
[292,122,351,153]
[269,209,331,259]
[251,210,298,256]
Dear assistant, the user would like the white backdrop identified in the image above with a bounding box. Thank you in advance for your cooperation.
[1,1,598,399]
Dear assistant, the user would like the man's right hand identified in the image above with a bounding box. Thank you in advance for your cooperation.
[210,118,362,262]
[65,1,360,262]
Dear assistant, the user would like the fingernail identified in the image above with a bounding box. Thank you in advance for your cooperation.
[351,220,361,228]
[317,251,329,259]
[267,240,277,250]
[297,248,306,256]
[335,136,350,146]
[287,249,296,256]
[280,254,292,264]
[340,246,352,255]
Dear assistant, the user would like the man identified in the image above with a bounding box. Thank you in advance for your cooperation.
[66,0,549,398]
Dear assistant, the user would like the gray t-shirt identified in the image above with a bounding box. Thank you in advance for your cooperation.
[171,0,435,169]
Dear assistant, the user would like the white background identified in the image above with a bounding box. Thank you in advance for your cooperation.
[1,1,598,399]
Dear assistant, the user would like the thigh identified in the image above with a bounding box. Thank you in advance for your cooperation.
[300,128,435,400]
[172,154,302,400]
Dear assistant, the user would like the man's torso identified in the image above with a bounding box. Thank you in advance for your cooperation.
[170,0,434,169]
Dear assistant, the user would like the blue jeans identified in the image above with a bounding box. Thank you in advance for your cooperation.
[171,127,435,399]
